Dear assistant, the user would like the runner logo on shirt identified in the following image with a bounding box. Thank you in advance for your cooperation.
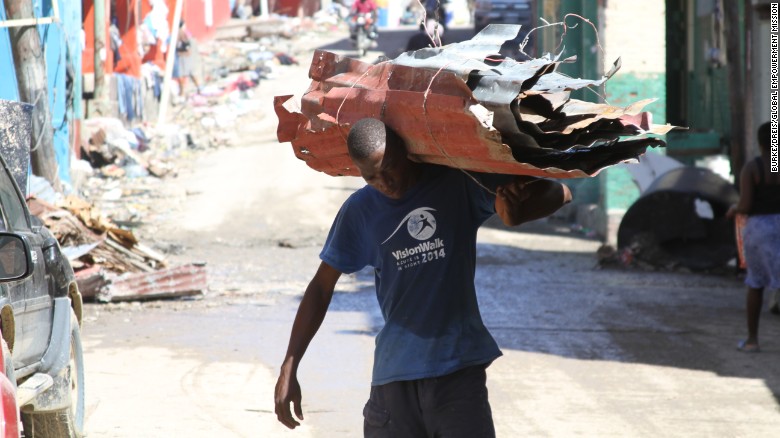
[382,207,437,244]
[382,207,447,271]
[408,208,437,240]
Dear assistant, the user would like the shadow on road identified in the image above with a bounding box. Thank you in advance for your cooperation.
[326,237,780,408]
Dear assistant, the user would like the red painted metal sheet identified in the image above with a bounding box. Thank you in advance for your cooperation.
[278,52,598,178]
[104,263,207,302]
[277,44,672,179]
[274,0,320,16]
[114,0,142,77]
[75,265,110,300]
[81,0,95,75]
[81,0,113,75]
[184,0,232,42]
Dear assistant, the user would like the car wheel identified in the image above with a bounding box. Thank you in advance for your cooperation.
[21,310,84,438]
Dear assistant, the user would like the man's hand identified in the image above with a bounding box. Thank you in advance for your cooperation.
[495,176,572,226]
[275,360,304,429]
[273,262,341,430]
[495,176,536,226]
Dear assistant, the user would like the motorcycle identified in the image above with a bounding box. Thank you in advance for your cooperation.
[348,12,378,57]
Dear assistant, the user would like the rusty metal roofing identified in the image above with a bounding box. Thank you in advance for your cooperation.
[105,264,207,302]
[275,24,675,179]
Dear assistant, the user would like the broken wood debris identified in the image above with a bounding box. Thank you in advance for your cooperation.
[276,24,677,179]
[29,196,206,302]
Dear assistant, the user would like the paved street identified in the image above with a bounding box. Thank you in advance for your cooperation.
[79,26,780,437]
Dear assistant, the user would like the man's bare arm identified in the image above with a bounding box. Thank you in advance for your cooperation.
[727,162,755,218]
[495,177,572,227]
[274,261,342,429]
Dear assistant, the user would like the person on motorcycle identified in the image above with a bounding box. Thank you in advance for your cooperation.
[425,0,446,31]
[349,0,379,42]
[351,0,378,15]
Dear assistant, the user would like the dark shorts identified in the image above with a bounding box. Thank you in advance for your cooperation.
[363,364,495,438]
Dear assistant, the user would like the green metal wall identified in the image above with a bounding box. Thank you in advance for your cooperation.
[602,72,668,212]
[533,0,603,208]
[666,0,744,160]
[535,0,671,231]
[535,0,601,94]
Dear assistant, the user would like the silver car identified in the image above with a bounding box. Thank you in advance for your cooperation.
[0,99,85,438]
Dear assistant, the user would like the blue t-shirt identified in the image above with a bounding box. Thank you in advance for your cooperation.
[320,165,510,385]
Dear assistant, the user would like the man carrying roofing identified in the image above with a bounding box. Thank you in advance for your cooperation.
[275,118,572,437]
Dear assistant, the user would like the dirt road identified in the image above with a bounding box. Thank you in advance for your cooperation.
[81,27,780,437]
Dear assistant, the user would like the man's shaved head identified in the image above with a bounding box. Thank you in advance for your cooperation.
[347,118,402,161]
[346,118,420,199]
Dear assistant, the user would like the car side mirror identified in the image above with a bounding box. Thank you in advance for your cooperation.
[0,233,32,282]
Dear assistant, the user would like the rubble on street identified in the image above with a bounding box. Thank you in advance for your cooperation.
[20,14,334,303]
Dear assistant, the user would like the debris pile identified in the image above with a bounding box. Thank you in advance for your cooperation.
[29,195,206,302]
[167,39,299,149]
[80,117,175,180]
[9,10,339,304]
[275,24,675,179]
[49,28,312,303]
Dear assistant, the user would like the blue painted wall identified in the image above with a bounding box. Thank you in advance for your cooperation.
[0,6,20,101]
[0,0,81,186]
[38,0,82,185]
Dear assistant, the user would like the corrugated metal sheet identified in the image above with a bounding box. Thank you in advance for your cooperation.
[276,24,674,179]
[101,263,207,302]
[74,265,110,300]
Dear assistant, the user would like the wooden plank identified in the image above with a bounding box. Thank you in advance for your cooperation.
[133,243,167,263]
[102,239,156,272]
[0,17,56,28]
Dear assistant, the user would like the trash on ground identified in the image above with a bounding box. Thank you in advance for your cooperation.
[28,196,207,302]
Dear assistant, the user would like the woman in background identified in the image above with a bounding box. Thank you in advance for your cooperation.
[172,20,194,97]
[727,122,780,353]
